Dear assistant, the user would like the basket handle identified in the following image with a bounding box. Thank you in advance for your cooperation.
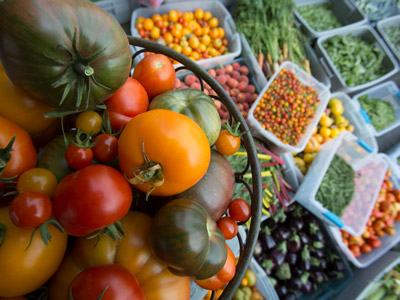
[323,211,344,228]
[319,57,334,78]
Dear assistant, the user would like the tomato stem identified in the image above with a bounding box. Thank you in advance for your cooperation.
[25,219,65,251]
[87,221,125,244]
[74,63,94,76]
[0,223,5,247]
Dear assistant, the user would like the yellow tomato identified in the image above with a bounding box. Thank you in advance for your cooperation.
[182,46,193,56]
[169,10,179,22]
[193,26,203,36]
[151,13,162,23]
[212,38,222,49]
[209,17,218,28]
[303,153,316,164]
[199,43,207,53]
[143,18,154,31]
[203,11,212,21]
[75,110,102,135]
[17,168,58,197]
[195,8,204,19]
[189,36,200,49]
[0,206,67,297]
[319,114,333,127]
[329,98,341,108]
[201,35,211,46]
[335,115,349,127]
[319,127,331,138]
[150,27,161,39]
[218,27,225,38]
[209,48,219,57]
[182,12,192,22]
[209,28,219,39]
[171,26,182,38]
[137,16,144,24]
[315,134,324,143]
[164,32,173,43]
[346,125,355,133]
[330,127,341,138]
[330,101,344,116]
[191,51,201,60]
[172,44,183,53]
[182,27,191,37]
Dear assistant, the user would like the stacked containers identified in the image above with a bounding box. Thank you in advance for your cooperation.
[377,14,400,63]
[94,0,133,23]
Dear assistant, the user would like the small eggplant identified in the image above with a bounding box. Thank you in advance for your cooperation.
[301,245,311,271]
[319,258,327,270]
[269,248,286,268]
[310,270,325,284]
[311,248,325,259]
[286,252,298,266]
[292,266,304,277]
[261,259,275,276]
[325,269,339,279]
[310,256,321,269]
[283,292,297,300]
[300,272,314,294]
[298,231,311,245]
[264,217,276,229]
[273,225,291,241]
[288,233,301,253]
[289,216,305,232]
[309,222,326,243]
[260,229,276,252]
[254,240,263,258]
[301,259,311,272]
[275,284,288,298]
[289,276,303,290]
[330,259,346,273]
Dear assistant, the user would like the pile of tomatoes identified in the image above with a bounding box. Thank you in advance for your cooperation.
[0,52,250,299]
[135,9,229,62]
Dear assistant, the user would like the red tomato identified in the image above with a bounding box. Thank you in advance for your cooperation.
[132,54,176,100]
[0,116,37,187]
[217,216,238,240]
[53,164,132,237]
[228,198,251,222]
[214,130,241,156]
[194,243,236,290]
[65,144,93,170]
[69,264,145,300]
[105,77,149,132]
[9,191,52,228]
[93,134,118,162]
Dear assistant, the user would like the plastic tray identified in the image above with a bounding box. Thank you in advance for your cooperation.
[281,153,302,191]
[294,131,388,236]
[352,80,400,137]
[304,43,331,90]
[247,61,331,155]
[377,14,400,64]
[252,207,353,300]
[94,0,132,24]
[248,258,280,300]
[330,154,400,268]
[351,0,400,24]
[293,0,367,40]
[130,1,241,68]
[314,25,399,94]
[388,141,400,174]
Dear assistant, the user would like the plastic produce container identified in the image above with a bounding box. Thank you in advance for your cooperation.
[247,61,331,155]
[337,251,400,299]
[314,25,399,94]
[294,131,388,236]
[304,43,331,90]
[130,1,241,68]
[330,154,400,268]
[352,81,400,138]
[293,0,367,40]
[388,142,400,173]
[94,0,132,24]
[249,258,280,300]
[377,14,400,63]
[253,208,353,300]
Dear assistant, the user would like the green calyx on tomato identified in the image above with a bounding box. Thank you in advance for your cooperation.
[149,198,227,280]
[68,286,109,300]
[223,121,245,138]
[149,88,221,146]
[26,219,65,250]
[86,220,125,244]
[71,129,97,149]
[0,223,5,246]
[0,135,17,183]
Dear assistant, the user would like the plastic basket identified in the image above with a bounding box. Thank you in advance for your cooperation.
[293,0,367,40]
[388,141,400,174]
[294,131,388,236]
[94,0,132,24]
[352,81,400,137]
[130,1,241,68]
[330,154,400,268]
[314,25,399,94]
[247,61,331,155]
[377,14,400,64]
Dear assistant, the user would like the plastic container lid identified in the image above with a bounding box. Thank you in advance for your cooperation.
[294,131,388,236]
[330,153,400,268]
[377,14,400,64]
[94,0,132,24]
[387,141,400,174]
[247,61,330,155]
[352,80,400,137]
[130,1,241,68]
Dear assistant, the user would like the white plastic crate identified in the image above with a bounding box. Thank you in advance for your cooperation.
[293,0,367,40]
[387,142,400,173]
[314,25,399,94]
[247,61,331,155]
[294,131,388,236]
[352,81,400,137]
[94,0,132,24]
[330,154,400,268]
[377,14,400,63]
[130,1,241,68]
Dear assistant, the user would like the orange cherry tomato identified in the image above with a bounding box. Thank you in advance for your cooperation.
[215,129,241,156]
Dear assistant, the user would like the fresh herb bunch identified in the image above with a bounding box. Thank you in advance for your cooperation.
[297,3,343,32]
[358,95,396,132]
[384,25,400,55]
[323,34,387,87]
[315,154,355,216]
[233,0,309,79]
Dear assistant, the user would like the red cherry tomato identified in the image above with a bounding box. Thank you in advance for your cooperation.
[132,54,176,100]
[9,191,52,229]
[217,216,238,240]
[65,144,93,170]
[105,77,149,132]
[93,134,118,162]
[69,264,145,300]
[228,198,251,222]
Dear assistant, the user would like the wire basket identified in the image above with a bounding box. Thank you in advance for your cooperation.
[128,35,262,300]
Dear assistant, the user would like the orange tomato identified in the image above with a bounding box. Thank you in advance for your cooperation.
[209,17,218,28]
[213,38,222,49]
[215,129,241,156]
[193,26,203,36]
[150,27,161,39]
[195,9,204,19]
[189,36,200,49]
[210,28,219,39]
[118,109,211,196]
[182,46,193,56]
[168,10,179,22]
[171,26,182,38]
[182,12,192,22]
[172,44,183,53]
[152,13,162,22]
[143,18,154,30]
[201,35,211,46]
[203,11,212,21]
[164,32,173,43]
[218,27,225,38]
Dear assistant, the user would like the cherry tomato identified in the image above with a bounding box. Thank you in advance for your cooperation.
[228,198,251,222]
[65,144,93,170]
[93,134,118,162]
[194,243,236,290]
[105,77,149,132]
[69,264,145,300]
[75,110,102,135]
[16,168,58,197]
[53,164,132,237]
[217,216,238,240]
[368,238,382,249]
[9,191,52,229]
[132,54,176,99]
[214,129,240,156]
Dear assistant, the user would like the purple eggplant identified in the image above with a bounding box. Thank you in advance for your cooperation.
[310,270,325,284]
[289,276,303,290]
[269,248,286,268]
[298,231,311,245]
[254,240,263,258]
[288,233,301,253]
[264,217,276,228]
[292,266,304,277]
[261,259,275,276]
[319,258,327,270]
[310,256,321,269]
[301,245,311,271]
[311,248,325,259]
[260,227,276,251]
[309,223,326,243]
[289,216,305,232]
[286,252,298,266]
[328,252,346,272]
[283,292,297,300]
[273,225,291,241]
[275,284,288,298]
[300,272,314,294]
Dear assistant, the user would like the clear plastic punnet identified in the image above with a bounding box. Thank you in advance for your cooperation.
[294,131,388,236]
[388,141,400,173]
[247,61,330,155]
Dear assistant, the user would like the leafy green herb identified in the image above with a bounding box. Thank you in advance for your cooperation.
[323,34,387,87]
[315,154,355,216]
[358,95,396,132]
[384,25,400,55]
[297,4,343,32]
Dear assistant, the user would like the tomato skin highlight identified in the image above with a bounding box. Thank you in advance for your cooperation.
[65,144,93,170]
[52,164,132,237]
[69,264,146,300]
[9,191,52,228]
[93,134,118,162]
[214,129,241,155]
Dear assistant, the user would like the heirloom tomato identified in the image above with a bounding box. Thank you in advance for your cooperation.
[118,109,210,197]
[52,164,132,237]
[132,54,175,99]
[93,134,118,162]
[0,206,67,297]
[47,210,191,300]
[0,116,37,187]
[16,168,58,198]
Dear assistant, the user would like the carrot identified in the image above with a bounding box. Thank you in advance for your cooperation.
[257,53,264,70]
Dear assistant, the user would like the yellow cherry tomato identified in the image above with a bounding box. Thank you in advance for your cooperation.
[203,11,212,21]
[209,28,219,39]
[209,48,219,57]
[201,35,211,46]
[212,38,222,49]
[199,43,207,53]
[218,27,225,38]
[182,46,193,56]
[17,168,58,197]
[315,134,324,143]
[191,51,201,60]
[329,98,341,108]
[330,102,344,116]
[137,16,144,24]
[169,10,179,22]
[75,110,102,135]
[151,13,162,23]
[189,36,200,49]
[195,8,204,19]
[303,153,316,164]
[319,127,331,138]
[143,18,154,30]
[171,26,182,38]
[330,127,341,138]
[346,125,355,132]
[172,44,183,53]
[182,12,192,22]
[164,32,174,43]
[319,114,333,127]
[150,27,161,39]
[335,115,348,127]
[209,17,218,28]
